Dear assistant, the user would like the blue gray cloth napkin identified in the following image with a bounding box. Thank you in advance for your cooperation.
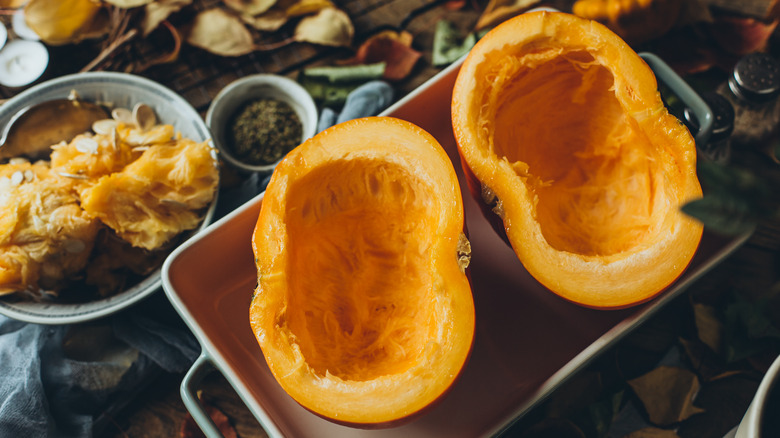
[0,79,394,437]
[0,293,199,437]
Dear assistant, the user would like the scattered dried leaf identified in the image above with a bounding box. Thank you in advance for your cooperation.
[286,0,333,17]
[241,10,288,32]
[142,0,192,36]
[628,366,705,426]
[180,401,237,438]
[294,8,353,47]
[0,0,27,8]
[475,0,540,31]
[444,0,467,10]
[186,8,255,56]
[346,33,421,81]
[104,0,155,8]
[693,302,723,354]
[224,0,276,17]
[708,16,779,56]
[624,428,680,438]
[24,0,102,45]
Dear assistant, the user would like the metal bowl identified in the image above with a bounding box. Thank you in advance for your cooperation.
[206,74,318,174]
[0,71,218,324]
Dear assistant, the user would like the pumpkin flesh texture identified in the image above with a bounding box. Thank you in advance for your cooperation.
[452,12,703,308]
[251,117,474,425]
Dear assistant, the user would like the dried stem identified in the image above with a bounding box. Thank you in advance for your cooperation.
[254,36,296,52]
[81,28,139,72]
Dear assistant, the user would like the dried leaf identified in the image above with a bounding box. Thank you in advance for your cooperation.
[679,337,728,382]
[475,0,540,31]
[347,34,421,81]
[286,0,333,17]
[241,10,288,32]
[708,16,778,56]
[186,8,255,57]
[432,20,475,67]
[693,303,723,353]
[0,0,27,8]
[142,0,192,37]
[224,0,276,17]
[444,0,467,10]
[104,0,154,8]
[180,401,237,438]
[723,293,780,362]
[675,374,759,438]
[624,428,680,438]
[628,366,705,426]
[294,8,353,47]
[24,0,102,45]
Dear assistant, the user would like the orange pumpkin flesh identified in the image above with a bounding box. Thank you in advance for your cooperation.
[250,117,475,426]
[452,11,703,309]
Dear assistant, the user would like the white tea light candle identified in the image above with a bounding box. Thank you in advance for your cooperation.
[0,40,49,88]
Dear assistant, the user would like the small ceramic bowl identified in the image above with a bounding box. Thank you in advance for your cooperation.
[206,74,318,173]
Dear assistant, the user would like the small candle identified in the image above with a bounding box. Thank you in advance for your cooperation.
[0,40,49,88]
[0,23,7,52]
[12,11,41,41]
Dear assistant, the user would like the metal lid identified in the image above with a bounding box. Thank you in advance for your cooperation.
[685,92,734,143]
[728,53,780,102]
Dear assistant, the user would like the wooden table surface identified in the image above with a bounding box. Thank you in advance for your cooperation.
[6,0,776,437]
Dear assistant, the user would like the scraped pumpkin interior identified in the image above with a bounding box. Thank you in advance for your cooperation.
[284,159,434,381]
[452,11,702,309]
[251,117,474,426]
[489,50,664,257]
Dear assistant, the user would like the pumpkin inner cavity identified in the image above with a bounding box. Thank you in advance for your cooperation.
[284,159,435,381]
[488,50,668,256]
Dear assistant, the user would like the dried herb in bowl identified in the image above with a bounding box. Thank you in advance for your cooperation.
[228,99,303,166]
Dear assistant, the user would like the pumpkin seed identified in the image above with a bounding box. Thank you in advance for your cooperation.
[112,107,134,125]
[132,103,157,131]
[92,119,118,135]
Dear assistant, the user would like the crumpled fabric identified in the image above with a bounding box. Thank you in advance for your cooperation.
[0,293,199,437]
[317,80,394,132]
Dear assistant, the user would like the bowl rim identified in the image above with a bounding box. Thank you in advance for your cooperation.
[0,71,219,325]
[206,73,318,173]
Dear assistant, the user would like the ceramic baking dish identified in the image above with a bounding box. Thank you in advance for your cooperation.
[162,53,750,437]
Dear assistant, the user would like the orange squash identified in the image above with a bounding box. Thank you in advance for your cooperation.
[451,11,703,309]
[250,117,475,426]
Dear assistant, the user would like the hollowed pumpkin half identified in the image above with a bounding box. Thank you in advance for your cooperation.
[250,117,475,426]
[451,11,703,309]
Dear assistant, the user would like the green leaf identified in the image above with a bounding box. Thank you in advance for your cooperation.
[302,62,386,83]
[432,20,475,67]
[696,161,768,198]
[681,195,756,236]
[299,63,386,106]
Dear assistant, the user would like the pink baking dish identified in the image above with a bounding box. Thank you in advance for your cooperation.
[162,55,750,437]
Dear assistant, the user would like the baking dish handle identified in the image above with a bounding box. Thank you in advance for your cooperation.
[639,52,713,147]
[181,353,223,438]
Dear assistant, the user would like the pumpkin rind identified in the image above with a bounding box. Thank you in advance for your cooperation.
[451,11,703,309]
[250,117,475,426]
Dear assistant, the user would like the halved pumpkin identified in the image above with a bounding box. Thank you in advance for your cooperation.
[250,117,475,426]
[451,11,703,309]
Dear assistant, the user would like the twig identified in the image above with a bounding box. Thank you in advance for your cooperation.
[254,36,296,52]
[80,28,139,72]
